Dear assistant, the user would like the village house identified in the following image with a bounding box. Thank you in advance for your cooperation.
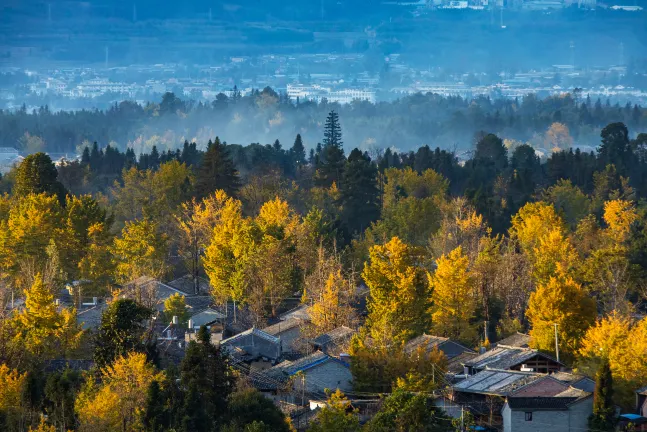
[462,346,564,375]
[404,334,475,359]
[265,350,353,398]
[502,395,593,432]
[263,317,310,355]
[220,327,282,362]
[311,326,356,355]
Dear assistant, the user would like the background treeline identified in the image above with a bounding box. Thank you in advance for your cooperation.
[2,90,646,155]
[1,109,647,430]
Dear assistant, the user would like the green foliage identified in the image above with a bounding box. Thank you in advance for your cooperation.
[589,359,616,432]
[195,137,241,199]
[224,388,292,432]
[14,153,67,203]
[93,299,153,369]
[364,389,454,432]
[307,390,360,432]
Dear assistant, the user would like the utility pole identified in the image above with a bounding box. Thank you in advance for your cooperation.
[461,406,464,432]
[484,320,488,345]
[554,323,560,363]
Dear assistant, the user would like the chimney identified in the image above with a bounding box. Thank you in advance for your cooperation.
[92,296,98,305]
[172,316,179,325]
[188,319,194,329]
[55,299,60,305]
[340,353,351,364]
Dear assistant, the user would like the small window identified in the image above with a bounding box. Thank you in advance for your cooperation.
[525,412,533,421]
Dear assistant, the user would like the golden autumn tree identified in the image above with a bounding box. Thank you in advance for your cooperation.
[579,314,647,407]
[362,237,429,347]
[175,191,228,294]
[510,201,565,259]
[526,274,595,361]
[12,274,82,359]
[76,352,163,432]
[309,270,357,334]
[531,228,578,285]
[428,246,478,345]
[112,218,169,284]
[0,364,27,427]
[603,199,638,244]
[203,195,258,308]
[77,222,115,296]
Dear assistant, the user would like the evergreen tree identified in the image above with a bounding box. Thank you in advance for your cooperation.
[195,138,241,199]
[589,359,616,432]
[93,299,153,369]
[179,326,235,431]
[316,111,346,187]
[338,149,380,235]
[289,133,306,175]
[14,152,67,203]
[143,380,166,432]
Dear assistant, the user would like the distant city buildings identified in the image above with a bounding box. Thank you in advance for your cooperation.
[287,84,376,104]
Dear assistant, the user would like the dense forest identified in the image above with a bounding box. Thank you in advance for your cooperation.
[0,104,647,430]
[2,90,646,156]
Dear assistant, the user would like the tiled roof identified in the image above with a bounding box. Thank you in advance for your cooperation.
[447,351,479,374]
[280,304,312,321]
[404,334,474,358]
[167,275,212,295]
[554,387,590,398]
[453,369,543,396]
[263,317,305,336]
[507,397,578,410]
[637,385,647,396]
[495,332,531,348]
[313,326,356,347]
[464,347,562,370]
[221,327,280,346]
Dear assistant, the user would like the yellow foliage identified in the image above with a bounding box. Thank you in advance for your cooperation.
[310,270,356,333]
[112,218,169,283]
[362,237,429,347]
[12,274,82,358]
[603,199,638,243]
[0,363,26,411]
[28,417,56,432]
[429,246,478,345]
[579,314,647,407]
[510,201,565,258]
[76,352,163,432]
[527,275,595,361]
[531,228,578,284]
[257,197,296,232]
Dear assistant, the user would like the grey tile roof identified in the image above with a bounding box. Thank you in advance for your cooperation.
[507,397,578,410]
[495,332,531,348]
[167,275,212,295]
[464,347,562,371]
[453,369,544,396]
[262,317,305,336]
[447,351,479,374]
[404,334,474,359]
[221,327,280,346]
[549,372,595,393]
[313,326,356,347]
[279,304,312,321]
[637,385,647,396]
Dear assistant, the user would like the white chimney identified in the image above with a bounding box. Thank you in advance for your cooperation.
[188,319,194,329]
[172,315,179,325]
[92,297,98,305]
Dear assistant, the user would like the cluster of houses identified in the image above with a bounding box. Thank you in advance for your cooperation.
[13,273,646,431]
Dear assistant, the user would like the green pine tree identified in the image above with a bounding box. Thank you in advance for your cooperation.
[195,137,241,199]
[316,111,345,187]
[589,358,616,432]
[338,148,380,235]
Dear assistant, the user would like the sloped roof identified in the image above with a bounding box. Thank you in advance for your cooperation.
[447,351,479,374]
[167,275,212,295]
[313,326,356,347]
[263,317,305,336]
[637,385,647,396]
[280,304,312,321]
[507,397,578,410]
[404,334,474,358]
[495,332,531,348]
[266,350,348,381]
[453,369,543,396]
[554,387,591,398]
[221,327,280,346]
[464,347,562,370]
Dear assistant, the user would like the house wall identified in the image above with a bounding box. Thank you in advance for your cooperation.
[568,398,593,432]
[503,398,592,432]
[507,409,570,432]
[640,396,647,417]
[304,361,353,394]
